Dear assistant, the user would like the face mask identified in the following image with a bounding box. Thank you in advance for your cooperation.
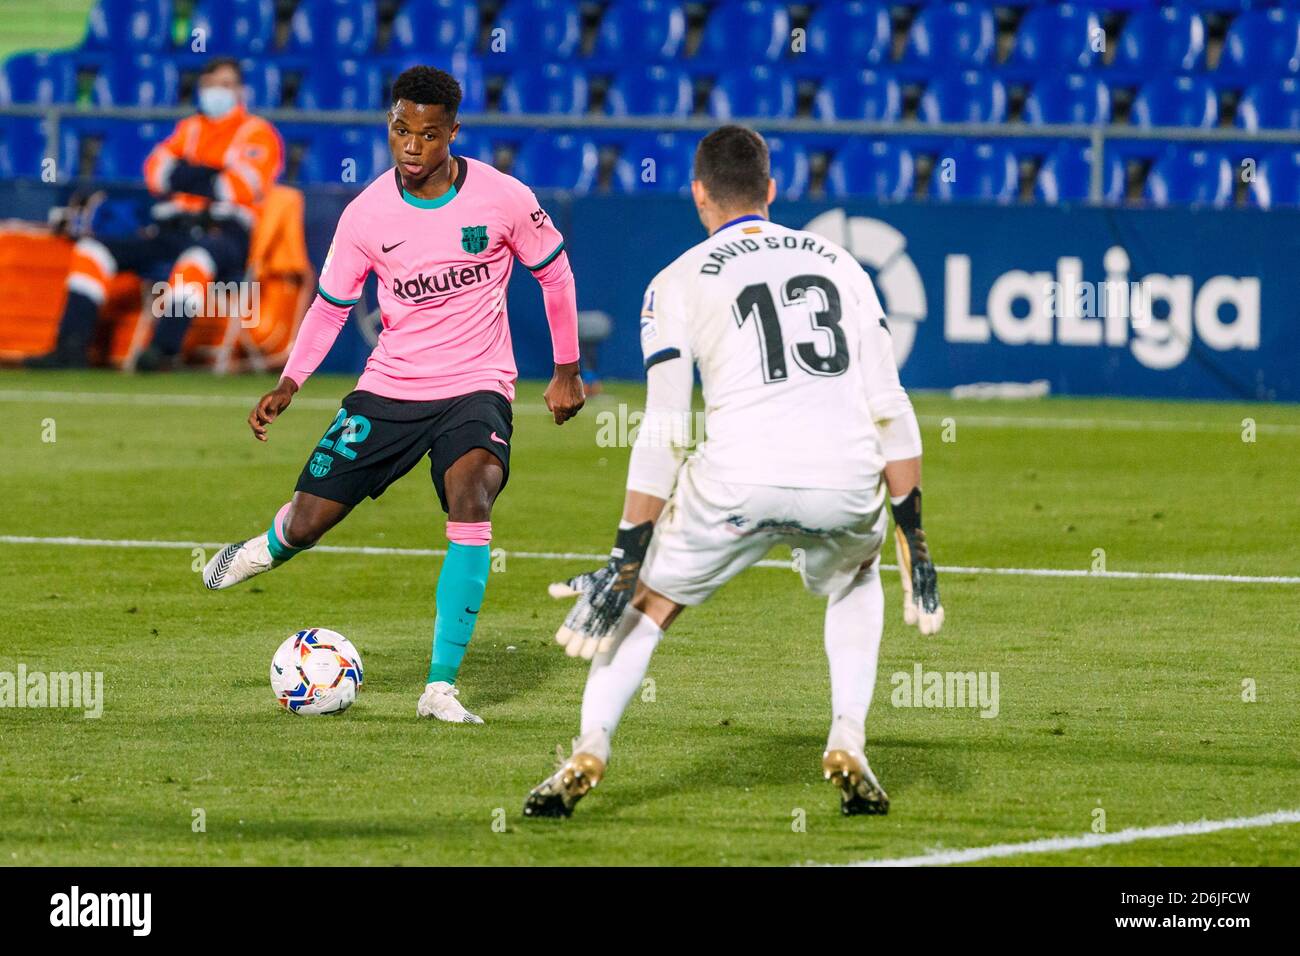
[198,87,238,119]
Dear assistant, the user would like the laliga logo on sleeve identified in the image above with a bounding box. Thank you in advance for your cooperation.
[803,209,926,368]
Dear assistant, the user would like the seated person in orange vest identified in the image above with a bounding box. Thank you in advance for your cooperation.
[27,57,283,370]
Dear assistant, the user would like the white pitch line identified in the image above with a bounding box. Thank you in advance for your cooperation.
[0,535,1296,585]
[1,389,1297,434]
[0,389,560,415]
[833,808,1300,867]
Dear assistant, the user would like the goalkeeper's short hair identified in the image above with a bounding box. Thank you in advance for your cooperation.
[694,125,771,209]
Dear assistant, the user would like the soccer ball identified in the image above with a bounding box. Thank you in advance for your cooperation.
[270,628,364,715]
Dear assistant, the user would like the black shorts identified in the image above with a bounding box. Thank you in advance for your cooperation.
[294,389,512,512]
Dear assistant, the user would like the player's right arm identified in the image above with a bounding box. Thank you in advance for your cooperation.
[550,275,695,657]
[852,267,945,635]
[248,209,371,441]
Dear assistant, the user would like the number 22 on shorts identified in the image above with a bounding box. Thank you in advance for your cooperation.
[317,409,372,460]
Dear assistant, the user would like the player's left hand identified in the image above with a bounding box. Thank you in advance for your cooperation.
[894,526,945,635]
[548,522,653,659]
[544,361,585,425]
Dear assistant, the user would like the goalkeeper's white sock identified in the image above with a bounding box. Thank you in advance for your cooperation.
[579,607,662,742]
[824,563,886,732]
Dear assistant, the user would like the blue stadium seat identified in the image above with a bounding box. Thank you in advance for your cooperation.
[492,0,582,60]
[709,65,796,119]
[931,141,1019,203]
[1131,75,1217,128]
[297,60,383,111]
[1144,147,1232,207]
[512,133,598,193]
[83,0,172,53]
[765,135,810,200]
[501,63,588,115]
[1251,148,1300,209]
[92,54,179,107]
[606,65,693,117]
[906,2,997,67]
[1035,142,1125,204]
[0,52,77,105]
[826,140,914,201]
[288,0,378,57]
[595,0,687,60]
[1025,74,1111,125]
[805,1,891,68]
[1238,77,1300,130]
[697,1,791,64]
[450,128,495,166]
[389,0,478,55]
[920,71,1007,124]
[813,70,902,122]
[0,118,34,177]
[1010,3,1103,71]
[1115,6,1205,73]
[96,121,171,180]
[1221,9,1300,75]
[613,132,697,194]
[300,127,389,185]
[190,0,275,56]
[239,60,282,110]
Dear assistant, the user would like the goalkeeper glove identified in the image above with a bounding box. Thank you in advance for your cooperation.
[549,521,654,660]
[892,488,945,635]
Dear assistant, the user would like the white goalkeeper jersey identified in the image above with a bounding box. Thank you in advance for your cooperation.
[637,215,912,491]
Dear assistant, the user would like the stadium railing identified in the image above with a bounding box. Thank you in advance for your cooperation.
[4,103,1300,203]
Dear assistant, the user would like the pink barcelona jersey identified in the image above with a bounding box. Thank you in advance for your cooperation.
[309,157,568,401]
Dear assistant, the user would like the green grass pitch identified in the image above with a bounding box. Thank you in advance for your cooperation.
[0,369,1297,866]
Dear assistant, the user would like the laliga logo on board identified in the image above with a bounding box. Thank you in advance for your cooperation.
[806,208,1260,372]
[803,209,926,368]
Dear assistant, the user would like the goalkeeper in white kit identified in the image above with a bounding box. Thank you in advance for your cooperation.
[525,126,944,819]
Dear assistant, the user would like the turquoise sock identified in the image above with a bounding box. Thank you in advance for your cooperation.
[427,542,490,685]
[266,526,306,563]
[267,503,309,563]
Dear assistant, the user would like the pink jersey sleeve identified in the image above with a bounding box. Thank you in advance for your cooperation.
[317,206,371,308]
[281,295,352,390]
[282,206,372,389]
[504,181,565,272]
[503,178,578,364]
[533,250,579,365]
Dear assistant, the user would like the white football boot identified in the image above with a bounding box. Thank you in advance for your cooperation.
[416,681,484,724]
[523,729,610,818]
[203,534,278,590]
[822,716,889,816]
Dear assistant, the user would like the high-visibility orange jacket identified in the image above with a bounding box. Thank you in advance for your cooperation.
[143,105,283,230]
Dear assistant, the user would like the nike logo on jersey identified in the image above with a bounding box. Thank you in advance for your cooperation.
[490,431,508,446]
[381,240,406,253]
[465,607,479,615]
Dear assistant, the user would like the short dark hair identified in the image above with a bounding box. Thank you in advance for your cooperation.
[391,65,462,119]
[694,125,770,209]
[200,56,243,82]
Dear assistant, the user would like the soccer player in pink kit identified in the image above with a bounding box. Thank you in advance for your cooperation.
[202,66,585,724]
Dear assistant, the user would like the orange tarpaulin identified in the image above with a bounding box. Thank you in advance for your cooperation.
[0,184,313,369]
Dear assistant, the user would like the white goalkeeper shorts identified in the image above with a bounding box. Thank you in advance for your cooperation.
[638,457,889,607]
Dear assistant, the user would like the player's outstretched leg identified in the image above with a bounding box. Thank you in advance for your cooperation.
[821,564,890,815]
[524,603,666,818]
[203,495,346,590]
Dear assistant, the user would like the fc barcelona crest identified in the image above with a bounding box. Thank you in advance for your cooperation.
[461,225,488,254]
[308,451,333,478]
